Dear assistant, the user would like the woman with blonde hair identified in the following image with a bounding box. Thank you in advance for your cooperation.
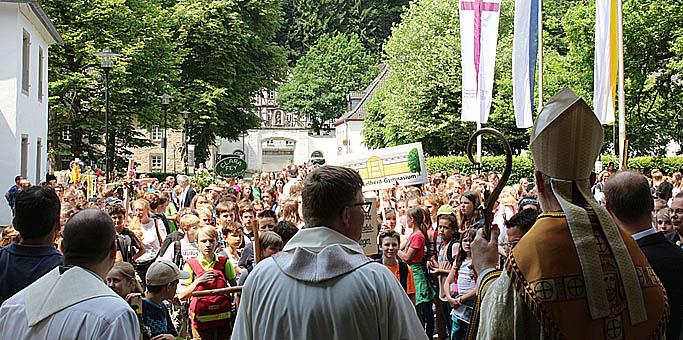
[672,172,683,196]
[130,198,167,283]
[493,186,518,255]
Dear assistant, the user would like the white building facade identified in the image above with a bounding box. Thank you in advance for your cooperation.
[219,66,388,173]
[334,65,387,158]
[0,1,62,224]
[218,90,338,172]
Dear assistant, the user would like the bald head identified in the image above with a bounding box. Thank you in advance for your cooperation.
[62,209,116,267]
[603,171,654,225]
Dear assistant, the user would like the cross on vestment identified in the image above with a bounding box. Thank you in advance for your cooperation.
[534,281,554,300]
[460,0,500,92]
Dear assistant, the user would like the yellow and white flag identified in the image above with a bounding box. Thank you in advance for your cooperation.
[594,0,618,124]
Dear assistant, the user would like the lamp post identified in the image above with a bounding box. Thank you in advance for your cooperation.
[159,93,172,173]
[94,48,120,183]
[180,110,189,175]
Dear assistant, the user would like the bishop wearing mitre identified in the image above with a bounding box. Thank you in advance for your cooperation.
[468,88,668,340]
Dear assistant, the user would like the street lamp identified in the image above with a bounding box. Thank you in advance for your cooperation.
[94,48,120,183]
[159,93,172,173]
[180,110,189,175]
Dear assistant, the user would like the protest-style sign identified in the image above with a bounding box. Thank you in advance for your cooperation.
[337,142,428,191]
[358,195,379,256]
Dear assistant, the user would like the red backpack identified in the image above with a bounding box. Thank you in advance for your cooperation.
[187,256,232,330]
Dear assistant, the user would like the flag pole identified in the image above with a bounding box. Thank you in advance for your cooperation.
[537,0,543,112]
[617,0,627,168]
[476,121,482,163]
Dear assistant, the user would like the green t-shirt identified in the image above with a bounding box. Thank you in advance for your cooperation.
[181,253,236,286]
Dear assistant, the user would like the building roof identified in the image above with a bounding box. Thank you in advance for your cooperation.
[3,0,63,44]
[334,64,389,127]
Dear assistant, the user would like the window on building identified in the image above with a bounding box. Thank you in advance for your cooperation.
[151,127,163,141]
[35,138,42,183]
[268,90,276,99]
[62,126,72,141]
[20,135,29,177]
[286,140,294,146]
[38,47,44,101]
[150,155,162,170]
[22,30,30,94]
[266,139,274,145]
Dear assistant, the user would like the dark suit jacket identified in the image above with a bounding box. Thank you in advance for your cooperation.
[182,187,196,208]
[665,231,682,247]
[637,232,683,340]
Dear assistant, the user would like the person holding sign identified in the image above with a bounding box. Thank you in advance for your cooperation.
[232,165,426,340]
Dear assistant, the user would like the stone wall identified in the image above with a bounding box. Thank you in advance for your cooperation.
[131,128,185,173]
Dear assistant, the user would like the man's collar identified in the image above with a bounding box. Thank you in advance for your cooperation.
[284,226,364,254]
[631,227,657,241]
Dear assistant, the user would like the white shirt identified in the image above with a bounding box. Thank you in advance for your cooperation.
[631,227,657,241]
[0,266,140,340]
[179,185,190,207]
[232,227,427,340]
[138,219,167,262]
[282,178,298,198]
[161,238,198,263]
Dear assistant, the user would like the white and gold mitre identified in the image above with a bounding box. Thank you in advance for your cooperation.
[530,87,604,181]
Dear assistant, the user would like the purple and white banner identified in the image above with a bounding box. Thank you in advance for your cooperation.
[459,0,502,124]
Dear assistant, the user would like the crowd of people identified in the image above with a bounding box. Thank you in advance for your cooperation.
[3,161,682,339]
[1,90,683,340]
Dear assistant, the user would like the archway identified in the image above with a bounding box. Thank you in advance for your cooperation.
[261,137,296,172]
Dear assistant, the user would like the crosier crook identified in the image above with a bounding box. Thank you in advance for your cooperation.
[466,128,513,240]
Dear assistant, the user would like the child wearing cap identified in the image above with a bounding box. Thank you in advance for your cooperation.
[143,260,190,339]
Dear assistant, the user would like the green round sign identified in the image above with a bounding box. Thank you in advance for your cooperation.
[215,156,247,177]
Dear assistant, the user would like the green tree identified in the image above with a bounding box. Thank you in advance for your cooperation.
[408,148,421,173]
[172,0,288,163]
[363,0,475,156]
[365,0,683,156]
[277,33,378,133]
[44,0,180,171]
[277,0,409,63]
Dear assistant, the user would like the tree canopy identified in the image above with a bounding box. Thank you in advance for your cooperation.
[172,0,288,163]
[44,0,179,170]
[277,0,409,63]
[44,0,287,169]
[277,33,378,133]
[364,0,683,157]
